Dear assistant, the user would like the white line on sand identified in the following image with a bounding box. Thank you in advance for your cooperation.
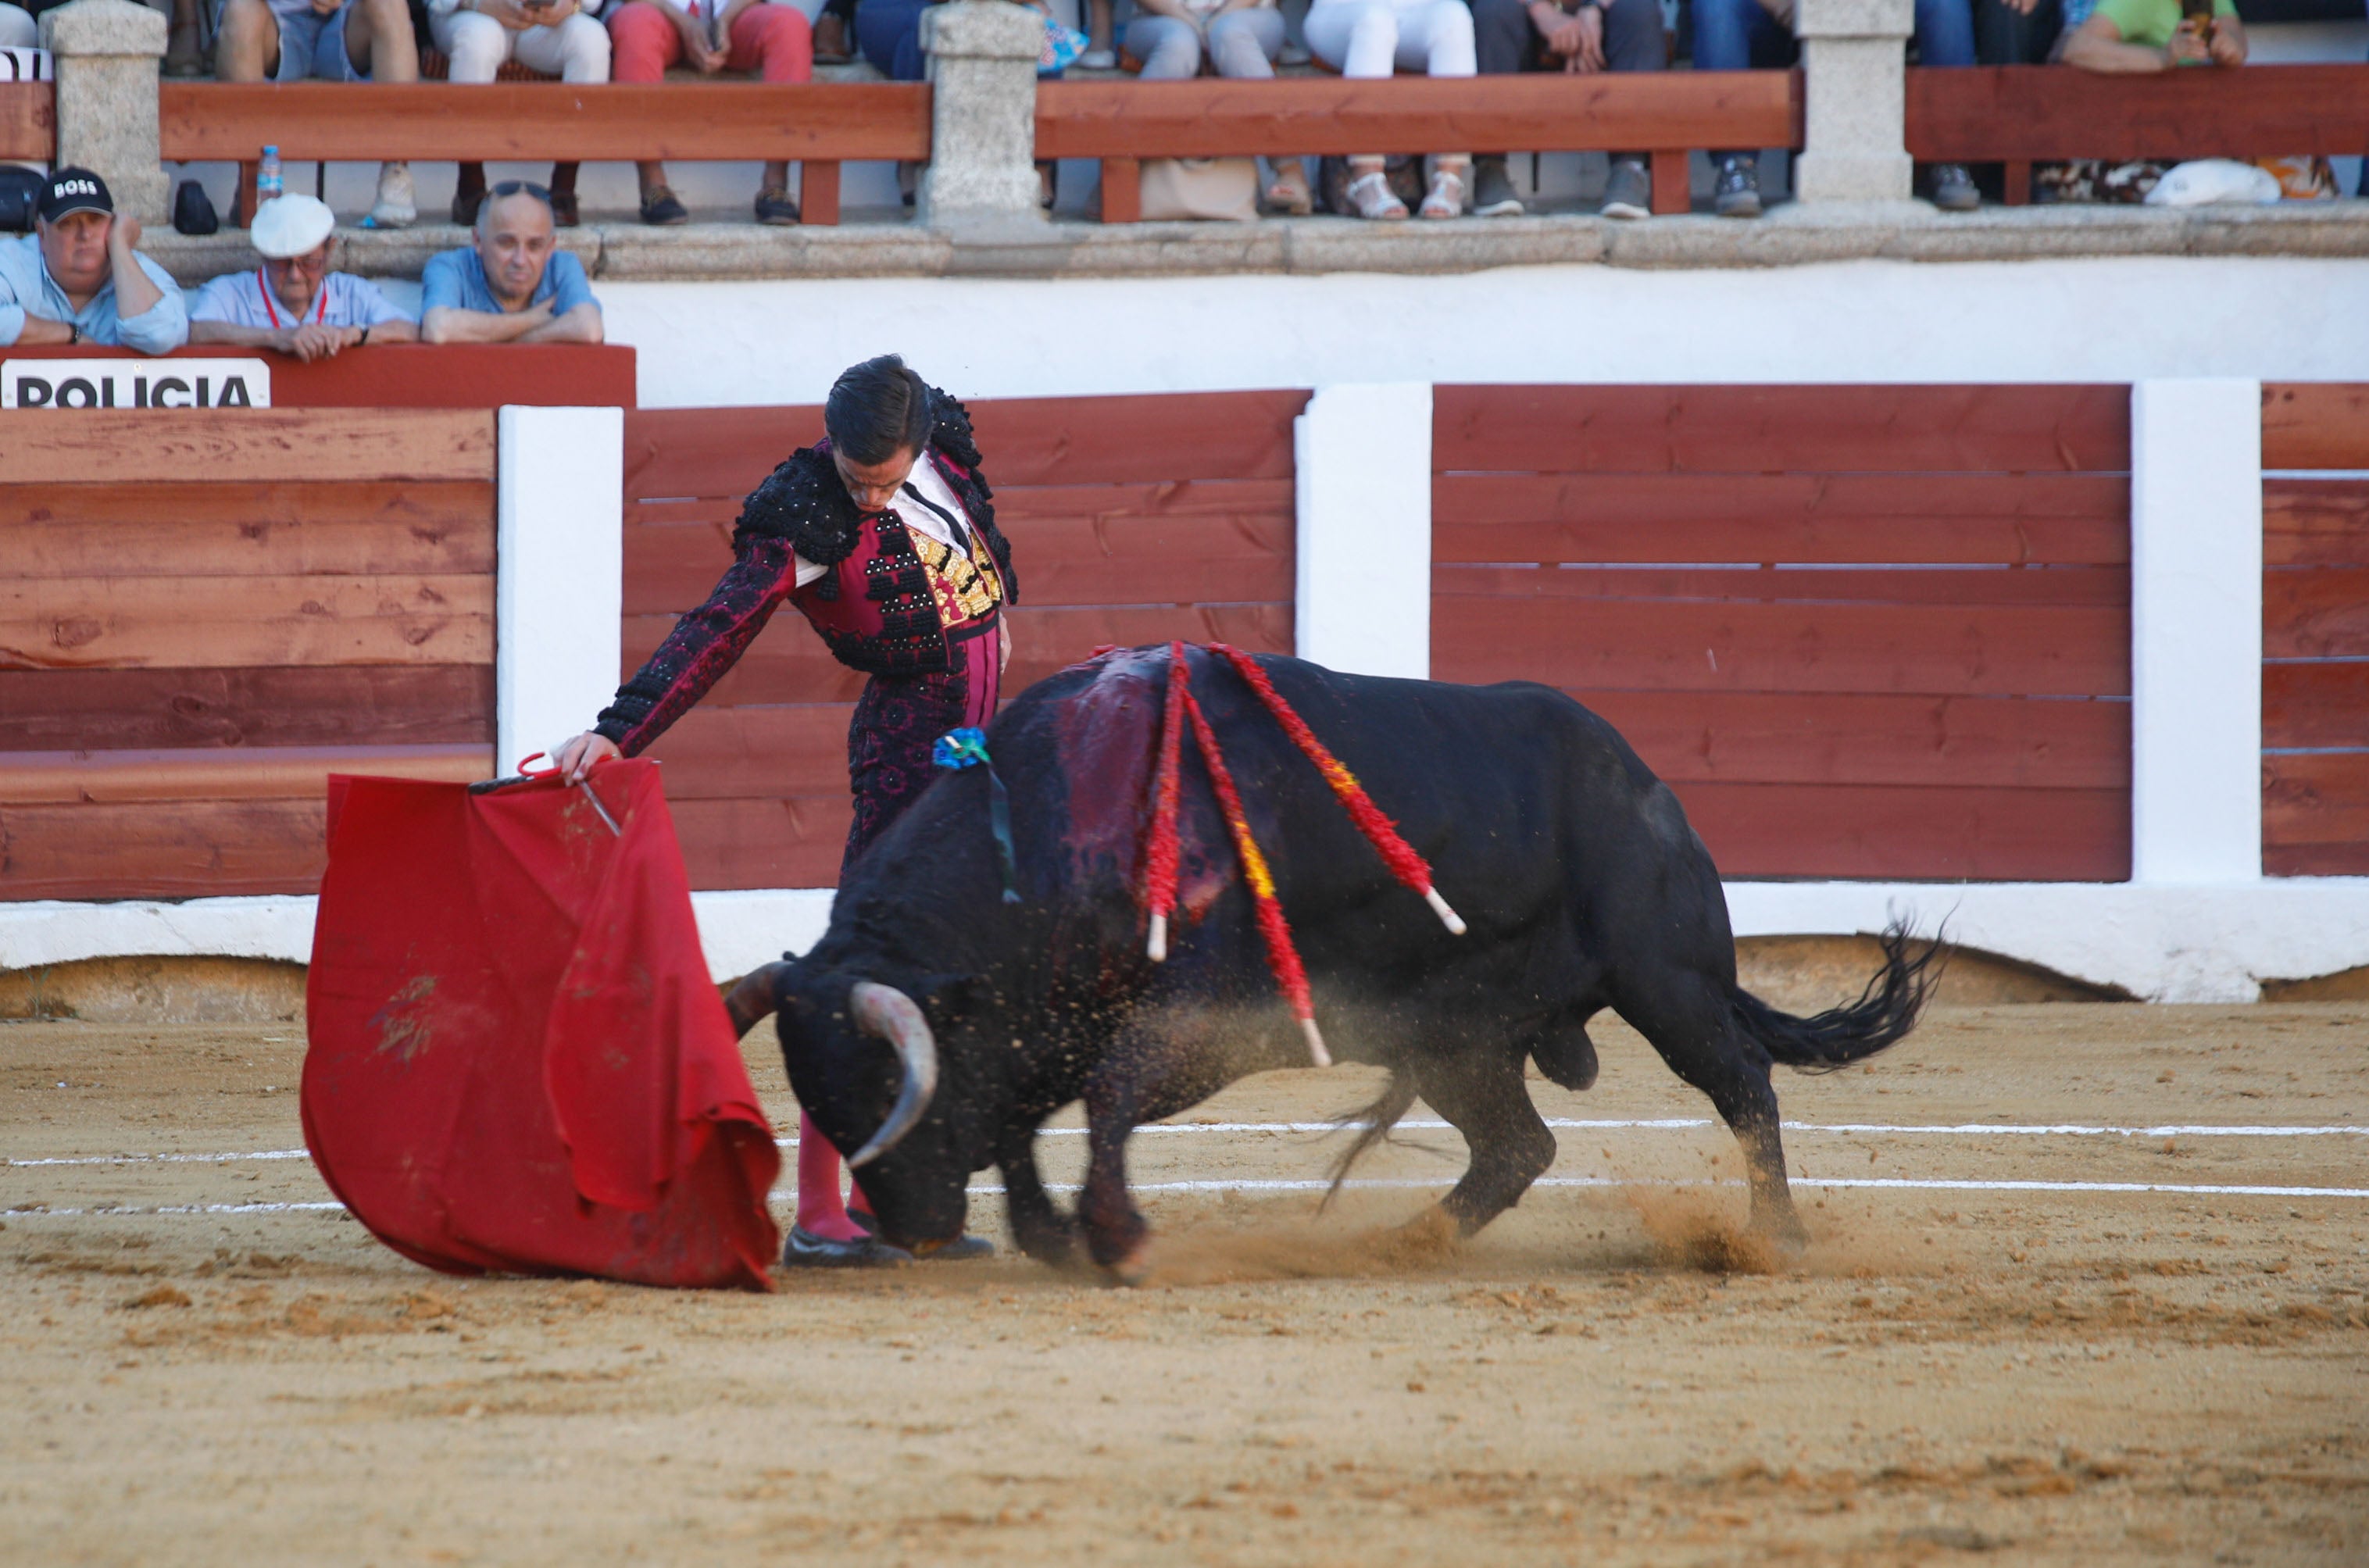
[10,1174,2367,1219]
[9,1117,2360,1170]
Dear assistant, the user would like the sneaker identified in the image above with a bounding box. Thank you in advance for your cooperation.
[1713,154,1760,219]
[361,162,415,230]
[1077,47,1116,69]
[754,186,801,226]
[1470,157,1523,218]
[1928,162,1978,213]
[1602,156,1652,220]
[639,186,690,226]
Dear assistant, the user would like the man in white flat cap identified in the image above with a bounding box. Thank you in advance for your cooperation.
[189,194,418,363]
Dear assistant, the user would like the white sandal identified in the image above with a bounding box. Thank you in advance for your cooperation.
[1419,168,1466,220]
[1345,170,1408,221]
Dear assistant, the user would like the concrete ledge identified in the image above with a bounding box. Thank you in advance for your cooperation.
[13,880,2369,1003]
[141,199,2369,286]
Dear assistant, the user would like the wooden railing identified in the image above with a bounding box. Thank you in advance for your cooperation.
[158,81,931,227]
[0,345,636,409]
[0,80,52,162]
[1036,73,1801,222]
[1906,63,2369,205]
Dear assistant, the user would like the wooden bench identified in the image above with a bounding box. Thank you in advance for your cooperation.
[0,79,52,163]
[1035,71,1801,221]
[158,80,931,227]
[1906,63,2369,205]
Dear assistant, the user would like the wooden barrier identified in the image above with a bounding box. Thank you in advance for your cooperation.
[1036,72,1800,221]
[2261,383,2369,877]
[1906,63,2369,205]
[0,410,497,900]
[159,80,933,227]
[1433,385,2132,881]
[623,391,1305,889]
[0,345,636,410]
[0,80,53,162]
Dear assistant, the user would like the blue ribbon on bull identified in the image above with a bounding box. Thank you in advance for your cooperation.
[934,727,1023,905]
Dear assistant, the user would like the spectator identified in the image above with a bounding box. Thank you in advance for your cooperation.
[1124,0,1312,215]
[1304,0,1477,219]
[1467,0,1668,218]
[609,0,813,223]
[811,0,855,59]
[420,182,603,344]
[853,0,933,80]
[1975,0,2061,65]
[431,0,611,227]
[0,2,34,50]
[1080,0,1115,67]
[2061,0,2242,69]
[0,169,187,355]
[188,195,419,361]
[1692,0,1980,214]
[216,0,420,228]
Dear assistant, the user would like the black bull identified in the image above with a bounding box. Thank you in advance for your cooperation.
[730,646,1931,1276]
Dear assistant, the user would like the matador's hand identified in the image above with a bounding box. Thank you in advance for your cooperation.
[555,730,621,784]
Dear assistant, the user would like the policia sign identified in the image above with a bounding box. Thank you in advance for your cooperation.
[1,358,273,409]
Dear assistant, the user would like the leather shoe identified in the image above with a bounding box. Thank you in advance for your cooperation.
[913,1234,996,1261]
[781,1224,913,1268]
[640,187,691,227]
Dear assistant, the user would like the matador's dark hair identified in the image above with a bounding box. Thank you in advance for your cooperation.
[825,354,934,466]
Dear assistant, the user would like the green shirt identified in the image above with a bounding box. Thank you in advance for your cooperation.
[2093,0,2236,50]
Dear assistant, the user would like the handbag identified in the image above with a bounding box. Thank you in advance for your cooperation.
[1138,156,1259,223]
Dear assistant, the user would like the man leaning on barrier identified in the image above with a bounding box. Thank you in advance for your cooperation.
[0,170,188,356]
[419,182,604,346]
[189,195,420,363]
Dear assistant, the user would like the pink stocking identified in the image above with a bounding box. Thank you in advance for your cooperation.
[793,1109,863,1241]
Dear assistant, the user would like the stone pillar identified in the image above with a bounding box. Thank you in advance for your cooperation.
[1295,384,1433,681]
[1792,0,1913,205]
[2129,379,2264,887]
[917,0,1045,227]
[41,0,169,224]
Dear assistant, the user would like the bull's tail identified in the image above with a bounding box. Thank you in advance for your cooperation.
[1728,921,1940,1073]
[1320,1071,1422,1212]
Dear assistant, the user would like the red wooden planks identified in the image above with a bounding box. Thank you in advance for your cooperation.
[1670,781,2131,881]
[1906,64,2369,164]
[1573,689,2128,791]
[1435,564,2126,608]
[1430,597,2128,698]
[2264,752,2369,877]
[670,796,852,891]
[2264,384,2369,472]
[638,704,857,800]
[0,409,495,484]
[0,343,634,412]
[0,798,329,900]
[2265,567,2369,660]
[1433,384,2130,476]
[2264,479,2369,567]
[3,482,495,579]
[1434,473,2129,565]
[0,744,488,804]
[0,666,494,752]
[2264,662,2369,752]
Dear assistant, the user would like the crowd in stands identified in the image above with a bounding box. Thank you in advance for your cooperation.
[0,170,599,357]
[21,0,2312,230]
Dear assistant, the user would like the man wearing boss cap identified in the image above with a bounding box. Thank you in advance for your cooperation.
[190,194,418,362]
[0,170,188,355]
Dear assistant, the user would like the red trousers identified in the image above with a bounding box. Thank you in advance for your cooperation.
[608,1,812,82]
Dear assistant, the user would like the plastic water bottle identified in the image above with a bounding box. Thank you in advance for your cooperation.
[257,145,282,203]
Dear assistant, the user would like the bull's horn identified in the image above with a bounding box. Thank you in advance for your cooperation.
[845,980,939,1168]
[722,961,789,1039]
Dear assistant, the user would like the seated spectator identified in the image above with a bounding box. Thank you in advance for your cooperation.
[1468,0,1669,218]
[216,0,420,228]
[420,182,603,344]
[1975,0,2062,65]
[1693,0,1980,214]
[609,0,813,224]
[188,195,419,361]
[1124,0,1312,215]
[854,0,934,82]
[431,0,611,227]
[1304,0,1477,219]
[2062,0,2242,69]
[0,170,187,355]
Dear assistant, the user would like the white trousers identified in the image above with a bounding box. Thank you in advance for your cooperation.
[431,8,612,82]
[1302,0,1474,77]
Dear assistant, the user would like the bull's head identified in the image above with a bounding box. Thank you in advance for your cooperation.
[761,962,978,1252]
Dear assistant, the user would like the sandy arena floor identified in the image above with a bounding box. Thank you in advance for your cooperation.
[3,1003,2367,1566]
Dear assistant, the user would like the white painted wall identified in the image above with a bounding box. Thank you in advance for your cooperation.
[1294,383,1432,680]
[2130,379,2264,886]
[601,257,2369,410]
[496,405,626,773]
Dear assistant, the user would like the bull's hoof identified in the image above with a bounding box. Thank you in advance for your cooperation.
[1371,1205,1463,1266]
[1753,1213,1812,1259]
[1100,1241,1158,1288]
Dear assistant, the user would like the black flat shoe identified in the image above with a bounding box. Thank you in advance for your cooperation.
[640,188,690,227]
[913,1234,995,1262]
[754,186,801,226]
[781,1224,912,1268]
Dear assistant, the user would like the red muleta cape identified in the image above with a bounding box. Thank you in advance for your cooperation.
[302,760,781,1290]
